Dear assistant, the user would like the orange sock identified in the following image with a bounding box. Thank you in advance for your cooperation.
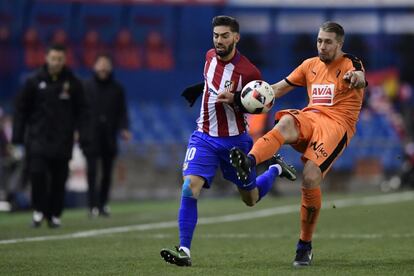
[248,128,285,165]
[300,187,322,242]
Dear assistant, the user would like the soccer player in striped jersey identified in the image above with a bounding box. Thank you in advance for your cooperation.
[160,15,296,267]
[219,21,367,267]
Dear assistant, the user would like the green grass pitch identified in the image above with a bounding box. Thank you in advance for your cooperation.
[1,191,413,275]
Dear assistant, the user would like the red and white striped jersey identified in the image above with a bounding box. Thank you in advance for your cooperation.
[197,49,261,137]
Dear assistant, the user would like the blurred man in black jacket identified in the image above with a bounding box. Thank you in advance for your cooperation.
[82,54,130,217]
[12,44,90,228]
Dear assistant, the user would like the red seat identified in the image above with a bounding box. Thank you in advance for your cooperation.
[81,30,107,68]
[114,29,142,69]
[144,31,174,71]
[23,28,45,69]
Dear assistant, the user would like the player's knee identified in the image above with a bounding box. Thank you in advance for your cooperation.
[242,197,256,207]
[275,115,298,142]
[302,161,322,188]
[302,169,322,189]
[182,176,203,199]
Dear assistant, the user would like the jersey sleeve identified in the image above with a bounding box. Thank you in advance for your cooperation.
[343,54,365,72]
[242,65,262,87]
[250,66,262,82]
[285,60,308,87]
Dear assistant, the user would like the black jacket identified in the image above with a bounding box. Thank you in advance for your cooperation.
[12,65,90,160]
[81,74,129,156]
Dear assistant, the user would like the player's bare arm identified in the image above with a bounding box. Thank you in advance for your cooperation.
[217,78,294,104]
[343,70,366,89]
[271,79,295,99]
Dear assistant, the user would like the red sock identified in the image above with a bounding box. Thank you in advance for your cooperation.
[300,187,322,242]
[249,128,285,165]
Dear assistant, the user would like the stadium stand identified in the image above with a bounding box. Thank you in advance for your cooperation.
[28,1,72,42]
[144,31,174,70]
[114,29,142,70]
[0,0,410,176]
[0,0,27,41]
[81,30,107,68]
[77,3,122,43]
[22,27,45,69]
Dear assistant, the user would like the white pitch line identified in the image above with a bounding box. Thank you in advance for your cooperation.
[1,191,413,245]
[133,233,414,239]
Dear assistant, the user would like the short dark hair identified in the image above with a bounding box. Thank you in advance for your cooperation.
[320,21,345,42]
[47,43,66,53]
[212,15,239,33]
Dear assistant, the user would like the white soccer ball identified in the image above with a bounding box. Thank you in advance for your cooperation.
[240,80,275,114]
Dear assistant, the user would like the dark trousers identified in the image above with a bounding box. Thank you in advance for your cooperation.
[86,153,115,209]
[30,157,69,218]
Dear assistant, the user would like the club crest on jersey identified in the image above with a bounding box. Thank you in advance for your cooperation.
[311,84,334,106]
[224,80,233,89]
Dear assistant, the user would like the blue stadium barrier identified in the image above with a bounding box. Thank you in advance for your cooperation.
[76,3,123,42]
[0,0,27,41]
[28,2,72,41]
[127,5,174,44]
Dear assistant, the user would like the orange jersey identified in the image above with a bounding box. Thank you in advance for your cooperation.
[286,54,365,134]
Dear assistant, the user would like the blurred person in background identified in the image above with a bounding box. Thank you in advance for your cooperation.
[160,15,296,267]
[219,21,367,267]
[0,107,8,189]
[12,44,90,228]
[82,54,130,218]
[51,29,78,68]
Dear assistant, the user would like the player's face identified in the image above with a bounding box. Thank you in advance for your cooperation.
[317,30,343,64]
[94,57,113,80]
[46,50,66,74]
[213,26,240,59]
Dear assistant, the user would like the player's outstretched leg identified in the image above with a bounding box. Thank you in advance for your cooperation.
[268,154,297,181]
[160,246,192,267]
[229,147,256,183]
[293,240,313,267]
[230,147,297,183]
[253,154,297,203]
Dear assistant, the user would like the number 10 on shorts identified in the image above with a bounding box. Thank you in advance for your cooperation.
[182,147,196,171]
[185,147,197,161]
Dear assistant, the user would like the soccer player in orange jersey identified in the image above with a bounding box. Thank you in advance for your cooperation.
[218,21,367,267]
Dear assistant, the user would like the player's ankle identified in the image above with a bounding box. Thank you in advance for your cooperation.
[179,246,191,257]
[247,154,256,167]
[297,239,312,251]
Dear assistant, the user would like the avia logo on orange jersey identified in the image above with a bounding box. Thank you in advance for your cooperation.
[311,84,335,106]
[312,85,332,96]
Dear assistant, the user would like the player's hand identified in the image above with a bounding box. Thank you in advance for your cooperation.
[74,131,79,142]
[217,91,234,104]
[343,70,366,89]
[216,83,235,104]
[121,129,132,141]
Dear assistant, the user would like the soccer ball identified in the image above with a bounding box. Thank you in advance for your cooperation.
[240,80,275,114]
